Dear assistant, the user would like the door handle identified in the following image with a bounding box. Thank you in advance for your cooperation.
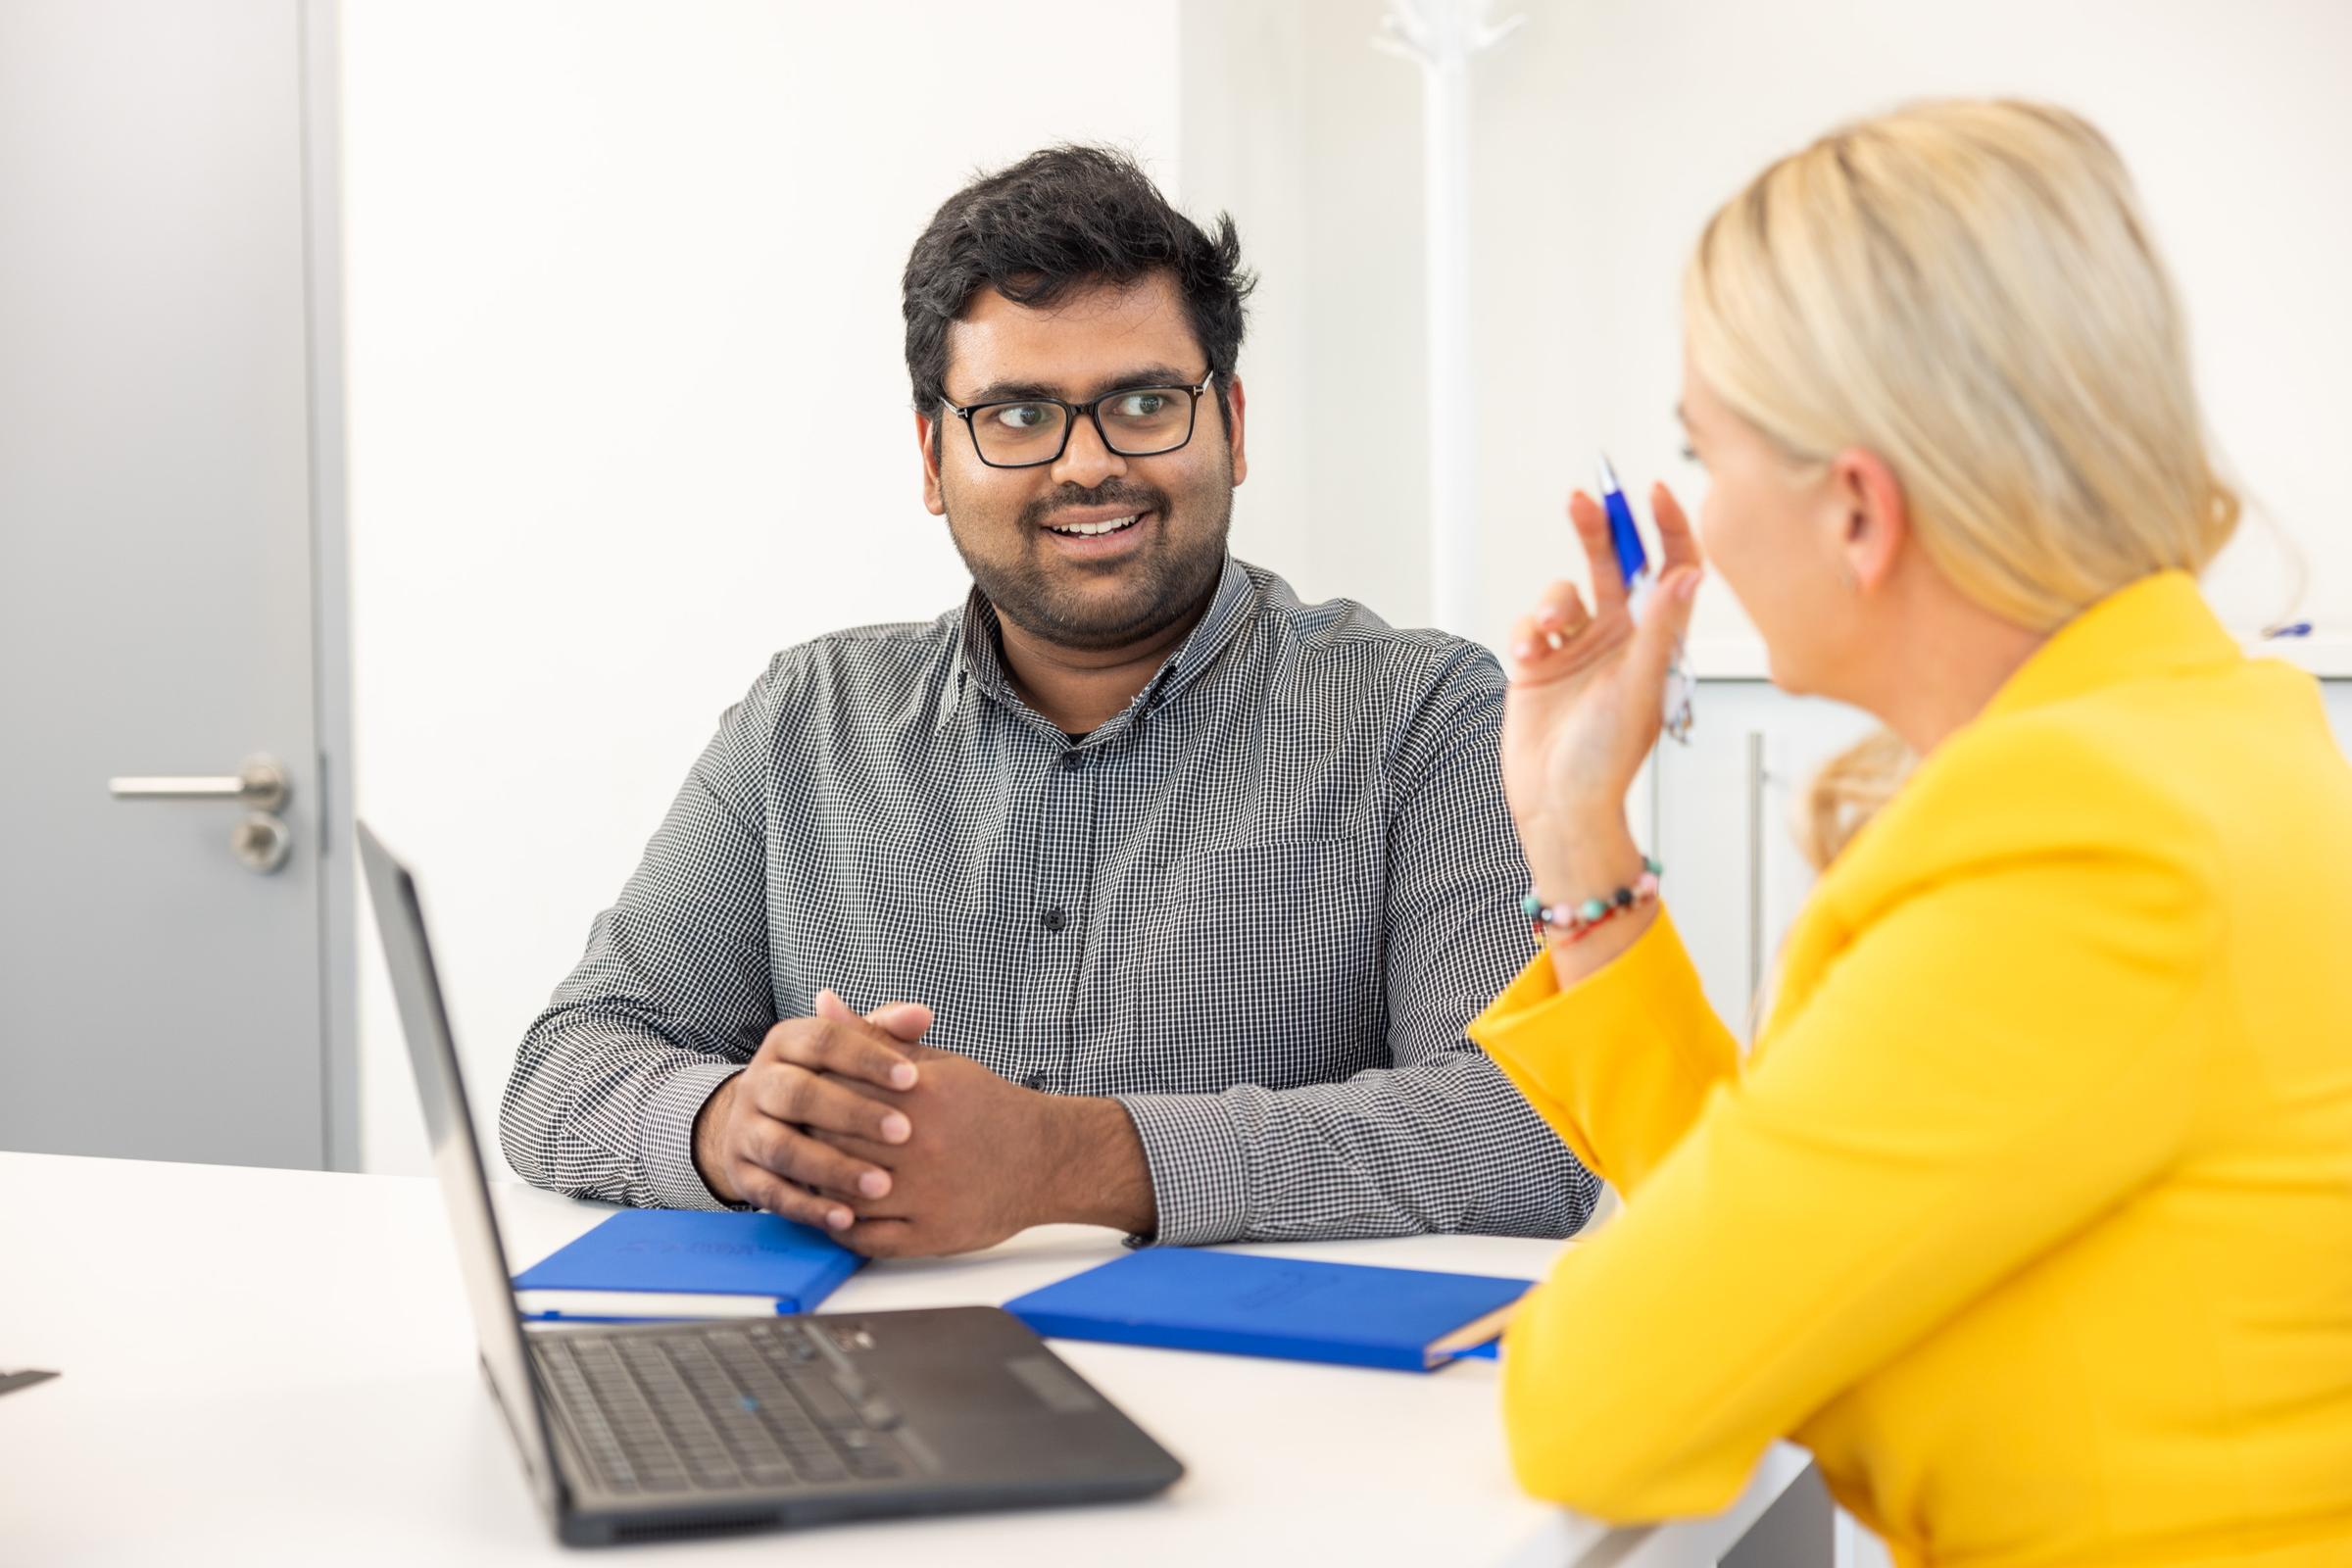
[109,755,288,811]
[108,754,293,874]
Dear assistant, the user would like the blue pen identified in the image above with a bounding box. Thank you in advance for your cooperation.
[1597,454,1648,596]
[1594,452,1696,744]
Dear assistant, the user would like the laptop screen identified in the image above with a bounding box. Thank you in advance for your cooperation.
[357,822,564,1516]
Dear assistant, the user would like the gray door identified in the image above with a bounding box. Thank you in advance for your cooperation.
[0,0,348,1168]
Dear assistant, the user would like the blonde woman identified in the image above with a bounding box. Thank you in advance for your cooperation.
[1474,100,2352,1565]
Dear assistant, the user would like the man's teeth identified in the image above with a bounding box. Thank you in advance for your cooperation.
[1049,513,1141,537]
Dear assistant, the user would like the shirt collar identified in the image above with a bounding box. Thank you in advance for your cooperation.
[1978,569,2241,724]
[943,555,1259,736]
[1133,555,1259,712]
[945,593,1011,710]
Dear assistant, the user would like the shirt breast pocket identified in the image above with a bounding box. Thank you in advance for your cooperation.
[1124,830,1389,1092]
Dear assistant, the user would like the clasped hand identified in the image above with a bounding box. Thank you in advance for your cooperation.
[690,991,1066,1258]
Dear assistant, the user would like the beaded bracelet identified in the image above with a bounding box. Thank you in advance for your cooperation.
[1523,858,1663,947]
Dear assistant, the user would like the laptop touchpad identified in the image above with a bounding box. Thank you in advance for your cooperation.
[1004,1354,1104,1415]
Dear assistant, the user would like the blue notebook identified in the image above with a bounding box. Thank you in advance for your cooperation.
[1003,1250,1532,1372]
[510,1209,863,1322]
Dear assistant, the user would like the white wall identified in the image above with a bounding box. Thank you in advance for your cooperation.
[348,0,2352,1173]
[1176,2,1431,623]
[1180,0,2352,663]
[344,2,1182,1174]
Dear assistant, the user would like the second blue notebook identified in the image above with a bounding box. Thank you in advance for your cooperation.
[511,1209,863,1322]
[1003,1250,1532,1372]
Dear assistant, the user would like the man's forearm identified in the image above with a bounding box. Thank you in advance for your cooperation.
[1036,1096,1157,1236]
[1115,1053,1598,1247]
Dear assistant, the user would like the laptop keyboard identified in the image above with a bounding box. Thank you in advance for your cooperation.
[534,1321,910,1494]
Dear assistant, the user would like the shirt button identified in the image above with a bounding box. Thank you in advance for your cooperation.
[1040,907,1068,933]
[1020,1071,1047,1091]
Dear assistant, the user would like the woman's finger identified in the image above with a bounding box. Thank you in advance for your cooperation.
[1652,482,1703,575]
[1532,580,1591,635]
[1510,605,1635,681]
[1530,583,1592,654]
[1507,612,1544,669]
[1566,490,1630,612]
[1510,585,1593,673]
[1631,565,1704,692]
[1508,612,1560,672]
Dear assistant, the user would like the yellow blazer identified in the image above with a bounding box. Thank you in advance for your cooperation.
[1470,571,2352,1567]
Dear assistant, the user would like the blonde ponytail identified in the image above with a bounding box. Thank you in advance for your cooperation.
[1797,729,1914,869]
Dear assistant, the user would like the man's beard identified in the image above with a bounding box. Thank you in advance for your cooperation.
[944,470,1233,653]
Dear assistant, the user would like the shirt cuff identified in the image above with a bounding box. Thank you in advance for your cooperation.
[639,1060,748,1211]
[1112,1092,1250,1247]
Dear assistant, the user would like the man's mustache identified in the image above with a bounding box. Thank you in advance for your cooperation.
[1020,483,1169,530]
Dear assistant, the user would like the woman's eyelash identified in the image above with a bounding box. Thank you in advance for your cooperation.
[1679,443,1700,463]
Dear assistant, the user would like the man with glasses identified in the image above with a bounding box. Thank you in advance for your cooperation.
[502,146,1597,1256]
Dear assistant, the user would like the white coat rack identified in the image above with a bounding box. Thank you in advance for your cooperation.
[1375,0,1525,640]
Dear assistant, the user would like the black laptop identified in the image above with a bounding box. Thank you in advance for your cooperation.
[358,822,1183,1546]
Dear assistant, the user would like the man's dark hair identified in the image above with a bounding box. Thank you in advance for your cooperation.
[902,145,1255,430]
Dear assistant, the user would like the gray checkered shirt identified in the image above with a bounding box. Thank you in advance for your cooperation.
[501,557,1597,1245]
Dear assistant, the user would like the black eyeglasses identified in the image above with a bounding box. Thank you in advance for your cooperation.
[943,371,1216,469]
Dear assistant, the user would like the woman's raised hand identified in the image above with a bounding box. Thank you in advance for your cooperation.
[1501,481,1703,897]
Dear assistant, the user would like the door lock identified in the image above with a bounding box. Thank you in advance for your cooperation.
[228,812,294,874]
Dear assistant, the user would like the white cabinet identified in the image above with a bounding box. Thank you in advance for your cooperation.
[2325,681,2352,756]
[1649,676,2352,1042]
[1643,683,1880,1043]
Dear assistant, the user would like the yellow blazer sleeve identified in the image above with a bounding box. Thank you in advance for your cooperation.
[1468,909,1740,1196]
[1494,774,2221,1519]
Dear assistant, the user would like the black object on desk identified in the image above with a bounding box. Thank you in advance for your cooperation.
[0,1369,59,1397]
[358,821,1183,1546]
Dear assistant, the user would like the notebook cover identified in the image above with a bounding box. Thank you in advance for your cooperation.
[510,1209,862,1316]
[1003,1250,1532,1372]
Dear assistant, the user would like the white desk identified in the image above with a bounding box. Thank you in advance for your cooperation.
[0,1152,1808,1566]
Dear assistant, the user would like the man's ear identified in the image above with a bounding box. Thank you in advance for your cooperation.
[915,412,946,515]
[1222,374,1249,487]
[1829,446,1906,593]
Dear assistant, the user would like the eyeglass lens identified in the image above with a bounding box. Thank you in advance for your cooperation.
[971,387,1196,466]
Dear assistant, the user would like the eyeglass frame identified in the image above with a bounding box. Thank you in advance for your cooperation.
[941,370,1219,469]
